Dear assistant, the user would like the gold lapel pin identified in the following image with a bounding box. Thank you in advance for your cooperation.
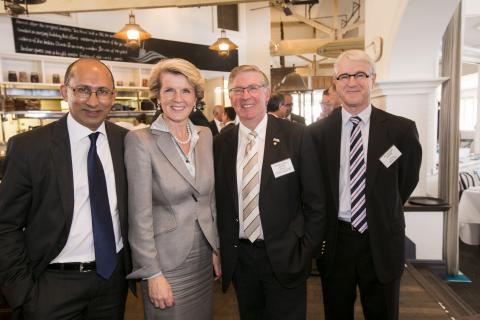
[273,138,280,146]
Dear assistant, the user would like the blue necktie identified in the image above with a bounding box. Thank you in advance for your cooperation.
[87,132,117,279]
[349,116,368,233]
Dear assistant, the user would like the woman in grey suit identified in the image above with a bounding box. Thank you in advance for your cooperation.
[124,58,221,319]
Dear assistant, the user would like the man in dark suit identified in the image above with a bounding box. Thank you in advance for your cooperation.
[214,65,325,319]
[283,93,306,125]
[209,104,225,135]
[0,58,132,319]
[221,106,236,131]
[309,50,422,320]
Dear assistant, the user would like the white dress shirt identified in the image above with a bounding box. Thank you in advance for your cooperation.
[214,118,224,132]
[150,114,199,178]
[338,105,372,222]
[236,114,268,240]
[51,114,123,263]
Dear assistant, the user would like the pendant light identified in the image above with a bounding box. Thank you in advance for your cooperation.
[209,29,238,57]
[114,11,151,47]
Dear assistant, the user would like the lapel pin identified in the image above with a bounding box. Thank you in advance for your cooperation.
[273,138,280,146]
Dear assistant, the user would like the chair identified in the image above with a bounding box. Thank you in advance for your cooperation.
[459,172,476,199]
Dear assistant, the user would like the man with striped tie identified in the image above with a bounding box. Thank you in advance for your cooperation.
[214,65,325,320]
[309,50,422,320]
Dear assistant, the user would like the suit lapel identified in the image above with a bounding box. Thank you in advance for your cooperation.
[366,107,388,195]
[153,129,197,191]
[260,116,280,195]
[193,128,209,189]
[50,116,74,225]
[224,125,240,213]
[328,110,342,211]
[105,122,126,217]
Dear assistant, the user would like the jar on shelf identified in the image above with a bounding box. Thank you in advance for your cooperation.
[52,74,61,83]
[116,81,124,87]
[142,78,148,87]
[31,72,40,83]
[19,71,28,82]
[8,71,17,82]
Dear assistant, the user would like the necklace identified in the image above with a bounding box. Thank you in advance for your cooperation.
[172,124,191,145]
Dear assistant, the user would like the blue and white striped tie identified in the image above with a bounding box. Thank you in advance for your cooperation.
[349,116,368,233]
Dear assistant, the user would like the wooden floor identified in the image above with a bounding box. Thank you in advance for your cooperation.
[125,264,452,320]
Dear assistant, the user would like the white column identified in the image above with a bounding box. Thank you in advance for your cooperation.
[372,79,447,196]
[474,67,480,154]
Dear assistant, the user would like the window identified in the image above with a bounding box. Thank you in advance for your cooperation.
[459,96,477,131]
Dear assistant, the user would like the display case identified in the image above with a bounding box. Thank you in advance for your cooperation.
[0,53,155,143]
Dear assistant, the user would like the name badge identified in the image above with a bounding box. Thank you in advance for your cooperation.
[380,145,402,168]
[271,158,295,178]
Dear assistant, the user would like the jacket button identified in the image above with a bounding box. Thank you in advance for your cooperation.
[235,218,239,222]
[234,244,238,248]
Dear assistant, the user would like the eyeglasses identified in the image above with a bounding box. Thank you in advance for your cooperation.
[68,85,114,101]
[229,84,265,96]
[335,72,371,82]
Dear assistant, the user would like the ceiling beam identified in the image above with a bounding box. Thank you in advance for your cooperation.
[272,37,364,56]
[341,20,364,36]
[271,3,335,38]
[0,0,259,14]
[271,39,335,56]
[295,55,312,63]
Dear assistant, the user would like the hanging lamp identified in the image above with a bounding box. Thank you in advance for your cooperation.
[114,11,151,47]
[209,29,238,57]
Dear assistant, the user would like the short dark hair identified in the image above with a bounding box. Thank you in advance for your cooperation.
[267,94,285,112]
[224,107,236,121]
[64,58,115,88]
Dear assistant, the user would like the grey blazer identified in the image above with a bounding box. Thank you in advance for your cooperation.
[124,124,219,279]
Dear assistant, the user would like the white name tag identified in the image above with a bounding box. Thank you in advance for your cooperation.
[271,158,295,178]
[379,145,402,168]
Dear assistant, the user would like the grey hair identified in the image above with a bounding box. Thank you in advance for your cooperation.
[228,65,270,89]
[334,50,376,76]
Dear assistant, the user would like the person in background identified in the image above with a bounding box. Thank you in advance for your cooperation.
[318,84,342,120]
[125,58,221,320]
[309,49,422,320]
[222,107,236,131]
[209,104,225,136]
[189,101,210,127]
[214,64,325,320]
[266,94,288,119]
[283,93,306,125]
[0,58,132,319]
[132,113,149,130]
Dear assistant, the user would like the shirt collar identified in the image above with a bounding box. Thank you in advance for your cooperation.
[150,114,199,140]
[67,112,107,143]
[341,105,372,127]
[238,113,268,140]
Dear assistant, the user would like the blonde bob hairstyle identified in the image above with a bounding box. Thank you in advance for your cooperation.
[148,58,205,101]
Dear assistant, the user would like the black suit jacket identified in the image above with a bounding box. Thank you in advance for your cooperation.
[0,116,132,309]
[309,107,422,283]
[214,115,326,291]
[209,120,220,136]
[290,113,306,125]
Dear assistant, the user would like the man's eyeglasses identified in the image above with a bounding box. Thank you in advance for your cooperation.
[68,85,114,101]
[335,72,371,82]
[229,84,265,96]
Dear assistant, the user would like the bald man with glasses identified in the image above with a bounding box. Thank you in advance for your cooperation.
[0,58,132,319]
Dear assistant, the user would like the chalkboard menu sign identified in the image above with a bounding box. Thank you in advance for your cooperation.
[12,17,237,72]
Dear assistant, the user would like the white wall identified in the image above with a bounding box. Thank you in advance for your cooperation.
[0,3,271,79]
